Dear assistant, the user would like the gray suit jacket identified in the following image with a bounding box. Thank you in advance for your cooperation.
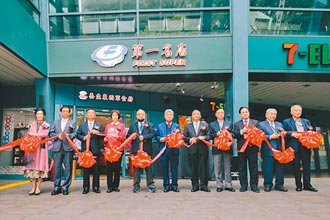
[49,118,77,152]
[209,120,233,154]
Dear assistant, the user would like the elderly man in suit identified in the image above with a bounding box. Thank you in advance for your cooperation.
[183,109,211,192]
[49,106,77,195]
[76,108,104,194]
[283,104,318,192]
[156,109,181,192]
[259,108,288,192]
[127,109,156,193]
[209,108,235,192]
[232,106,260,193]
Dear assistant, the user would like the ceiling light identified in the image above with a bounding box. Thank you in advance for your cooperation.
[200,95,204,102]
[181,88,185,94]
[211,82,218,89]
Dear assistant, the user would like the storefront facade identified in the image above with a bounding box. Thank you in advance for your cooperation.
[1,0,330,178]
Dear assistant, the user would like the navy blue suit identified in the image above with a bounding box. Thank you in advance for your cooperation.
[49,118,77,191]
[127,121,156,188]
[259,120,285,189]
[76,121,104,190]
[209,120,234,188]
[232,119,259,189]
[282,117,313,189]
[156,121,180,189]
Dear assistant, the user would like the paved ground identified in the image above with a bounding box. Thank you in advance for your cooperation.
[1,177,330,220]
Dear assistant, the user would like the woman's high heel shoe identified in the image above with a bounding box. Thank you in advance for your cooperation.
[35,188,41,196]
[28,189,35,195]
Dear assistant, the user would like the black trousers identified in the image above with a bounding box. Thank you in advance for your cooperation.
[106,154,123,189]
[83,156,100,189]
[188,153,209,188]
[238,152,258,188]
[292,146,312,188]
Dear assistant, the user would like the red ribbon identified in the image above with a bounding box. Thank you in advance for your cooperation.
[238,126,264,153]
[130,142,166,168]
[164,130,186,149]
[297,131,323,149]
[200,128,234,151]
[103,133,138,163]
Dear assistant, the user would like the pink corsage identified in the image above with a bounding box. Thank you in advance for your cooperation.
[93,125,99,130]
[116,126,122,131]
[41,122,49,129]
[143,123,149,129]
[69,124,74,128]
[201,125,206,131]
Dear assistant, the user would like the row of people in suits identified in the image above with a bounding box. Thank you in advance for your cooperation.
[38,104,318,196]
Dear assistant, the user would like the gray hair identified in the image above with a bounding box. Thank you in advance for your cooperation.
[266,108,277,114]
[164,109,174,115]
[290,104,302,112]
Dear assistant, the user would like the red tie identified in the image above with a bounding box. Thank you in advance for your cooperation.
[167,122,171,128]
[244,120,248,127]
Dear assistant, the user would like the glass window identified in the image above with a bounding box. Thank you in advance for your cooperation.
[17,0,40,25]
[49,0,136,13]
[139,0,229,9]
[250,0,314,8]
[139,11,229,36]
[49,13,137,39]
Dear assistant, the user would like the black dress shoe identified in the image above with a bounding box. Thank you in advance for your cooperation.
[304,186,318,192]
[251,187,260,193]
[191,187,199,192]
[201,187,211,192]
[225,187,235,192]
[163,187,170,193]
[275,187,288,192]
[296,187,302,192]
[239,187,247,192]
[62,190,69,195]
[264,187,271,192]
[82,187,89,194]
[107,188,113,193]
[172,187,180,192]
[114,187,120,192]
[216,187,223,192]
[51,189,62,196]
[93,188,101,193]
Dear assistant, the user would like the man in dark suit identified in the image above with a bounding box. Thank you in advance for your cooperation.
[127,109,156,193]
[232,106,260,193]
[259,108,288,192]
[49,106,77,195]
[156,109,181,192]
[76,108,104,194]
[282,104,318,192]
[183,109,211,192]
[209,108,235,192]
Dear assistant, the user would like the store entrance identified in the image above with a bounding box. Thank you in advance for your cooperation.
[75,108,134,177]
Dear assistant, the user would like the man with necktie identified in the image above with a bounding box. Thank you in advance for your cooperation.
[156,109,181,192]
[232,107,260,193]
[183,109,211,192]
[127,109,156,193]
[283,104,318,192]
[76,108,104,194]
[209,108,235,192]
[259,108,288,192]
[49,106,77,195]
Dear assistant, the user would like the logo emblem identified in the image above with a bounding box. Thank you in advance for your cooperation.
[91,45,128,67]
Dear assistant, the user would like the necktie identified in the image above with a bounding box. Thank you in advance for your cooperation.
[270,122,276,133]
[88,122,93,131]
[139,123,143,134]
[61,119,66,132]
[194,122,199,134]
[219,121,223,130]
[295,120,304,131]
[167,122,171,128]
[244,120,248,127]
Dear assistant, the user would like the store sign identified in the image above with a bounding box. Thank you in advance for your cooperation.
[78,90,134,103]
[209,101,225,112]
[132,43,187,67]
[91,45,128,67]
[283,43,330,66]
[91,43,187,68]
